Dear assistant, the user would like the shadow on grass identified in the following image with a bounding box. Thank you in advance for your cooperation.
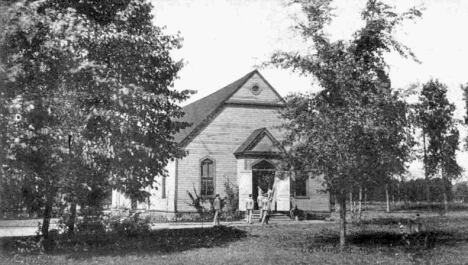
[348,229,468,253]
[394,202,468,212]
[287,225,466,254]
[1,226,247,259]
[359,218,416,226]
[350,231,435,248]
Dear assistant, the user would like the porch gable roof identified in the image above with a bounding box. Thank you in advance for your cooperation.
[234,128,285,158]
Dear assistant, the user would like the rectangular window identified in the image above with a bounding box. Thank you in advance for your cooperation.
[295,176,308,197]
[162,176,166,199]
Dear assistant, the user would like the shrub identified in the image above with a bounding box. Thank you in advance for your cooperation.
[14,237,44,254]
[186,187,212,215]
[54,206,107,237]
[108,211,151,237]
[144,213,169,223]
[76,217,107,236]
[174,212,214,222]
[63,209,151,238]
[223,179,240,220]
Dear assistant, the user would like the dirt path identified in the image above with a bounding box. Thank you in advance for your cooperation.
[0,219,59,237]
[0,219,329,237]
[0,227,39,237]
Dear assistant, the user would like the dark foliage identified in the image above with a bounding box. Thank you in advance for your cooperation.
[1,0,191,237]
[2,226,247,257]
[365,178,453,203]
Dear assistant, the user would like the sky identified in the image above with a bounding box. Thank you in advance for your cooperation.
[150,0,468,181]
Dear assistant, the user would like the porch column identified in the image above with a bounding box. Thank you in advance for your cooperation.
[274,171,291,211]
[111,190,131,209]
[237,159,252,211]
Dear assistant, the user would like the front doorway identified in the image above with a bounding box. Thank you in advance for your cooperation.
[252,160,275,210]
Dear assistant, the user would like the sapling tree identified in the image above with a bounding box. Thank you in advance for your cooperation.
[270,0,420,249]
[417,80,462,209]
[462,84,468,149]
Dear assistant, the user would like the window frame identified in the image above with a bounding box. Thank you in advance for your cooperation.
[294,174,309,199]
[200,157,216,198]
[250,84,262,95]
[161,176,166,199]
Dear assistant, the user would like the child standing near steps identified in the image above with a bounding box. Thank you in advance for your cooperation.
[245,194,254,224]
[261,196,271,225]
[257,192,264,222]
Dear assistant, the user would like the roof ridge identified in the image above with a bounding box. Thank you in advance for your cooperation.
[181,69,258,109]
[173,69,281,146]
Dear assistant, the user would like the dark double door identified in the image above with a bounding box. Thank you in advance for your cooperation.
[252,170,275,210]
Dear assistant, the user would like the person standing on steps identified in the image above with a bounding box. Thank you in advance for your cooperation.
[246,194,254,224]
[213,194,221,226]
[267,186,275,212]
[261,196,271,225]
[257,191,265,223]
[267,187,273,201]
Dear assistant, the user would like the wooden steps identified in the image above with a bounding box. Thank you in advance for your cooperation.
[244,210,291,222]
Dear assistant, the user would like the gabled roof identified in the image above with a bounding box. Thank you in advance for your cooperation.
[234,128,285,158]
[174,70,284,147]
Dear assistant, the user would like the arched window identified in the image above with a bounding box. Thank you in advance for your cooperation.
[200,158,215,196]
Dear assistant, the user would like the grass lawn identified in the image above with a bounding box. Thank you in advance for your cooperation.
[2,213,468,264]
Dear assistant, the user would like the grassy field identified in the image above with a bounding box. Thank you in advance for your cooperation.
[2,211,468,264]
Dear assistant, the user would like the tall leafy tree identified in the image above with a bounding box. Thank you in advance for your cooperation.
[454,181,468,202]
[269,0,419,249]
[417,80,462,209]
[1,0,191,237]
[462,84,468,149]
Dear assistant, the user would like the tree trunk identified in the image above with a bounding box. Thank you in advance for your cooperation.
[358,186,363,222]
[67,135,77,236]
[330,193,335,212]
[385,184,390,213]
[41,194,54,238]
[423,131,431,202]
[443,192,448,212]
[364,189,367,211]
[67,200,77,236]
[397,181,400,203]
[339,192,347,251]
[442,169,449,213]
[0,166,3,218]
[335,195,340,212]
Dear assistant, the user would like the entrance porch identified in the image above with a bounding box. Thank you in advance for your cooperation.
[251,160,275,210]
[234,128,290,212]
[237,159,291,212]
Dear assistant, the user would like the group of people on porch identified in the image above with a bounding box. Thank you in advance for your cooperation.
[212,186,274,226]
[245,187,274,225]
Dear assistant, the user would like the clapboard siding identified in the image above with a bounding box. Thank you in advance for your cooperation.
[176,105,284,212]
[229,73,281,103]
[296,178,330,211]
[111,71,330,214]
[147,161,176,212]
